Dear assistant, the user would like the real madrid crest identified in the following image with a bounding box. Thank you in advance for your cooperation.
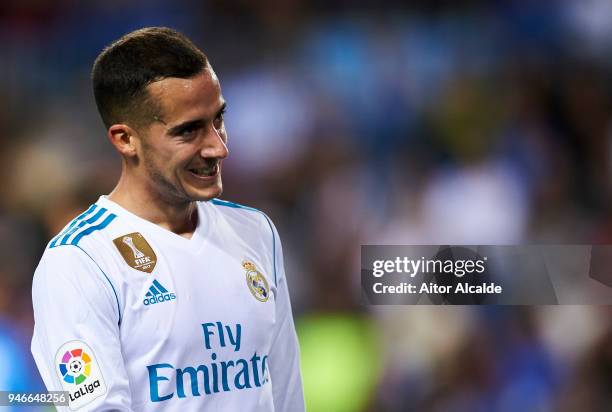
[243,260,269,302]
[113,232,157,273]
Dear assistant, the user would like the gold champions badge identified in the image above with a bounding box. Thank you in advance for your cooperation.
[243,260,269,302]
[113,232,157,273]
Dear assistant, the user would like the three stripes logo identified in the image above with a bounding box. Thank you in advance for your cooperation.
[50,204,117,248]
[143,279,176,306]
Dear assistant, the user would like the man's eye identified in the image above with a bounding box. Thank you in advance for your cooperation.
[180,126,198,138]
[213,113,224,130]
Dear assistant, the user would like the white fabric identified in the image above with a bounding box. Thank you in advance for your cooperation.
[31,196,305,411]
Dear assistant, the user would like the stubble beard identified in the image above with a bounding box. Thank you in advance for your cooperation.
[142,150,192,207]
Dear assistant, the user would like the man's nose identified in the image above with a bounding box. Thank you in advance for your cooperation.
[200,125,229,159]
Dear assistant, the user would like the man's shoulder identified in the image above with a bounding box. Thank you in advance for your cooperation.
[206,198,280,285]
[46,201,119,252]
[36,201,123,310]
[207,198,272,223]
[205,198,277,239]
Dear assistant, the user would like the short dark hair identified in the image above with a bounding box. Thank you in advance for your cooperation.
[92,27,208,130]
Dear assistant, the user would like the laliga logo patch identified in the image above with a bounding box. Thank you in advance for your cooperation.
[243,260,269,302]
[113,232,157,273]
[55,340,106,410]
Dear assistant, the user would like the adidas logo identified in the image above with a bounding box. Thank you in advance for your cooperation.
[143,279,176,306]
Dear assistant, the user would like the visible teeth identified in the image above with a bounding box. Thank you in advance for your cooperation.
[191,165,216,176]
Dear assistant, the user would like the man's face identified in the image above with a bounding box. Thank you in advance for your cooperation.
[136,68,229,204]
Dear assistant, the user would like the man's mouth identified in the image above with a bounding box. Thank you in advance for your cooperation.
[188,162,219,178]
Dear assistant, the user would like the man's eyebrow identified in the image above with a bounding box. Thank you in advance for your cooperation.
[167,119,204,135]
[166,102,227,135]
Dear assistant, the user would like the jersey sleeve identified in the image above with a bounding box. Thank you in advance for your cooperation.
[266,219,306,412]
[31,245,133,411]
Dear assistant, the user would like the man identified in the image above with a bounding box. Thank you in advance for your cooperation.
[31,27,305,411]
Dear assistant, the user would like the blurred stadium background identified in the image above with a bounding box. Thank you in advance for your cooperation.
[2,0,612,411]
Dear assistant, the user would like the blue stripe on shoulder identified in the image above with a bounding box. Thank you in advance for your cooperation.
[58,208,109,246]
[70,213,117,246]
[211,198,277,286]
[211,198,260,212]
[49,210,117,249]
[49,204,98,248]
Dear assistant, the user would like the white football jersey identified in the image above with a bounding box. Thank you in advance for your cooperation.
[31,196,305,411]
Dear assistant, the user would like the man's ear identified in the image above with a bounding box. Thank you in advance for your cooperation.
[107,124,140,157]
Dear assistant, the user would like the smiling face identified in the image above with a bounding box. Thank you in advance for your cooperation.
[134,67,228,205]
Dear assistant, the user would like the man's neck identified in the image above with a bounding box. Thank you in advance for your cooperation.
[107,177,198,239]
